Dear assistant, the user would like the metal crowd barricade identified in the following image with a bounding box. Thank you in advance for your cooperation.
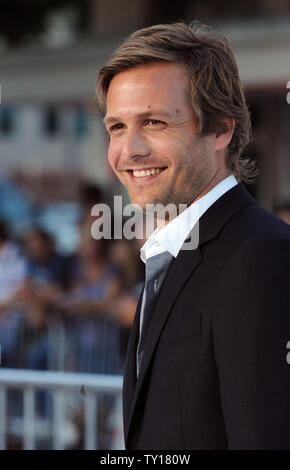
[45,309,126,374]
[0,300,127,375]
[0,368,124,450]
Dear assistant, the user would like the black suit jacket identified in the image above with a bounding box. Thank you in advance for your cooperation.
[122,183,290,449]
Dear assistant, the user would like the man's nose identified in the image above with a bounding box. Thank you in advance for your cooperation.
[121,127,150,161]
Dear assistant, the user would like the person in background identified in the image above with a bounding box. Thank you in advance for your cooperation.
[78,182,109,239]
[58,229,122,373]
[108,236,144,366]
[5,228,69,418]
[0,220,28,421]
[13,228,67,332]
[0,220,26,366]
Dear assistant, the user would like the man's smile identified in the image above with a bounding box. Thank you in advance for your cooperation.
[123,167,168,183]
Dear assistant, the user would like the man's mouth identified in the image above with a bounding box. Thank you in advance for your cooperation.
[126,167,167,180]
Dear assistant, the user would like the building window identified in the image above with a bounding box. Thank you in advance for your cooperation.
[0,106,14,135]
[43,106,59,136]
[75,109,88,138]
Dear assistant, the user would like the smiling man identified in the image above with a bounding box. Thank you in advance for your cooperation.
[97,21,290,450]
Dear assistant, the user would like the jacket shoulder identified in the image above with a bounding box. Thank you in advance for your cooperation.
[224,200,290,244]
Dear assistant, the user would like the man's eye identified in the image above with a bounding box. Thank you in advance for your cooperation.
[109,123,124,133]
[144,119,165,127]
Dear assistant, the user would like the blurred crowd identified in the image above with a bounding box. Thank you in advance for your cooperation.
[0,183,145,377]
[0,183,289,379]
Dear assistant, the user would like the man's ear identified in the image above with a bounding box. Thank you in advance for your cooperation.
[215,118,235,152]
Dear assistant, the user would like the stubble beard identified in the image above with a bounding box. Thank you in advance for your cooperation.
[126,136,212,216]
[150,137,212,211]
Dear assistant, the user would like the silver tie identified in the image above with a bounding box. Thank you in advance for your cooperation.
[136,251,173,377]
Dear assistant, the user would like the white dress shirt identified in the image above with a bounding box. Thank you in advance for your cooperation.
[140,174,238,263]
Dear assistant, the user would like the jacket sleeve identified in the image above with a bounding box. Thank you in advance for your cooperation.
[212,235,290,449]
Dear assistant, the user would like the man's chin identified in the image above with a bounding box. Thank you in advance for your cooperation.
[128,194,153,212]
[128,191,175,213]
[129,199,160,213]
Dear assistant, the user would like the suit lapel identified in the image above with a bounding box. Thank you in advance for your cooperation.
[122,284,144,439]
[124,183,257,446]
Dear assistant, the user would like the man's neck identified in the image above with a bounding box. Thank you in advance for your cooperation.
[156,168,232,229]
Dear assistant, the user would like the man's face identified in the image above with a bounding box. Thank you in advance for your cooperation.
[105,62,219,212]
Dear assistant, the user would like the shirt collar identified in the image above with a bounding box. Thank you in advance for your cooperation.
[140,174,238,263]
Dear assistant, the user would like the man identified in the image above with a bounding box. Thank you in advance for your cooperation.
[96,21,290,449]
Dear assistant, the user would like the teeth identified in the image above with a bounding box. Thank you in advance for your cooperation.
[132,168,162,177]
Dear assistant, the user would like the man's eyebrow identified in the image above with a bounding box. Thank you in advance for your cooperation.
[103,116,121,125]
[103,110,172,125]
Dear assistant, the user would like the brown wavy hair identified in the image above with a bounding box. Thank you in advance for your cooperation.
[96,21,258,183]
